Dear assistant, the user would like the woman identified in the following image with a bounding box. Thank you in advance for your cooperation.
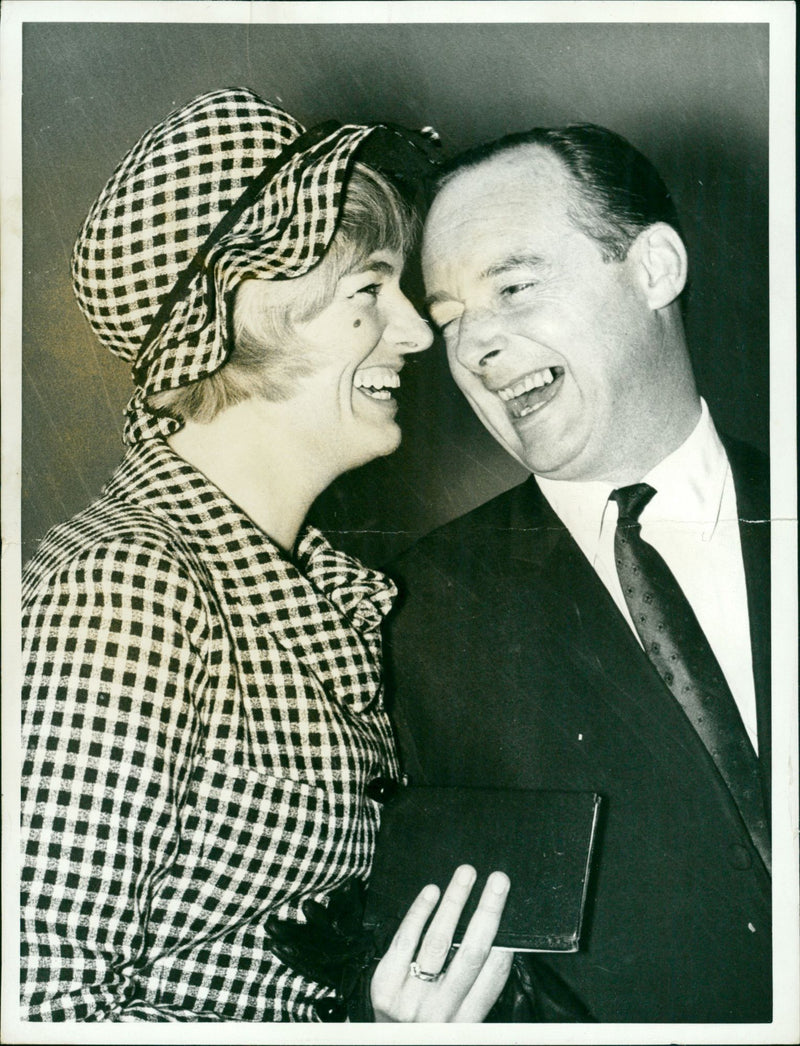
[20,87,512,1023]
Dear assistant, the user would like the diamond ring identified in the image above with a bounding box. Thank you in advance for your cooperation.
[409,961,442,983]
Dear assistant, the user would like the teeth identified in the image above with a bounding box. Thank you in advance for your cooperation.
[498,368,555,401]
[517,402,542,418]
[353,366,400,396]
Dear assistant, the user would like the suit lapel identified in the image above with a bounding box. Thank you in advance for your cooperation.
[504,476,773,829]
[501,480,722,749]
[722,436,772,810]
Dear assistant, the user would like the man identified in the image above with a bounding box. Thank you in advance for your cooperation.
[387,125,771,1023]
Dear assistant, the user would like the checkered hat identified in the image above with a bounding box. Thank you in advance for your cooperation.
[71,88,438,443]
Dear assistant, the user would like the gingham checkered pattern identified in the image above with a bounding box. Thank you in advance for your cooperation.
[70,88,379,444]
[21,439,399,1021]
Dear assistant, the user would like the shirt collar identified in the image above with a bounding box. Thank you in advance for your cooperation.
[104,438,397,628]
[536,472,613,562]
[537,399,730,560]
[641,398,729,535]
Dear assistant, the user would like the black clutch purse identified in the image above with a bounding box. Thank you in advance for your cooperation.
[266,785,601,1021]
[362,786,602,951]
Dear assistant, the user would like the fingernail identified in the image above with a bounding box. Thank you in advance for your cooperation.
[456,865,475,886]
[490,872,510,895]
[422,884,439,902]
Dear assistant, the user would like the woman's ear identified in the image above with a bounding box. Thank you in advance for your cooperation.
[631,222,688,310]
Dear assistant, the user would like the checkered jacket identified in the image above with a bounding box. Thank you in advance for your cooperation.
[20,439,399,1021]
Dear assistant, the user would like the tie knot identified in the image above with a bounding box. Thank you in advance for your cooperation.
[612,483,656,524]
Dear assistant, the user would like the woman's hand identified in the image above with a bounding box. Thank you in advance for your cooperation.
[370,864,513,1022]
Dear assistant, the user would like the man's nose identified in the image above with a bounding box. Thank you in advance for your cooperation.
[387,294,434,355]
[453,309,504,372]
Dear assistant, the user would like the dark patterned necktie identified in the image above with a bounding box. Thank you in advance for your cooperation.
[611,483,770,871]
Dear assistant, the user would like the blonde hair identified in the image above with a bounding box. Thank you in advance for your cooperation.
[148,165,415,424]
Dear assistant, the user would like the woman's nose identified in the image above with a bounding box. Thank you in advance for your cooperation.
[387,293,434,355]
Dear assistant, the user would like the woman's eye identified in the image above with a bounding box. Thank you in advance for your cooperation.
[356,283,381,299]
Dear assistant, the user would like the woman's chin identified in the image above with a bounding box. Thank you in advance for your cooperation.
[342,421,402,473]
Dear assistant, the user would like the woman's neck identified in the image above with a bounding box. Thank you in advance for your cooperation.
[167,399,329,552]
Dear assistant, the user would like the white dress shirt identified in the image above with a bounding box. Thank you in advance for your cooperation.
[538,399,758,751]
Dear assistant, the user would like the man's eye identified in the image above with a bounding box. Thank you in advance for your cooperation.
[429,309,462,333]
[501,282,535,297]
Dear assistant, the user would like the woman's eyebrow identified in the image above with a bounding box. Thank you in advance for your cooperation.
[349,258,396,278]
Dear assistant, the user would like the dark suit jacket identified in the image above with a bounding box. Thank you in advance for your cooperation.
[386,437,771,1023]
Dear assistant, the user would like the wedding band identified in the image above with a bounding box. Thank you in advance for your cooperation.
[409,961,442,983]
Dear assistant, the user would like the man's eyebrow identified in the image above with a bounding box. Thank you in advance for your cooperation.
[424,251,547,309]
[424,290,452,310]
[481,252,546,280]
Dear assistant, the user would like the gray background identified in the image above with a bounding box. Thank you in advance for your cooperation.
[22,21,769,565]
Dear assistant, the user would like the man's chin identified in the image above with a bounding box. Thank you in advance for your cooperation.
[472,422,531,473]
[512,431,584,481]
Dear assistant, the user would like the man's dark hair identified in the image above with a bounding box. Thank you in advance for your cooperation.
[439,123,684,264]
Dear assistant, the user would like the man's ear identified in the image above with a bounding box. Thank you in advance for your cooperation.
[631,222,688,310]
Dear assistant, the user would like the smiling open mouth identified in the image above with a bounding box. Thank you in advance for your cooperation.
[353,366,400,402]
[497,366,564,419]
